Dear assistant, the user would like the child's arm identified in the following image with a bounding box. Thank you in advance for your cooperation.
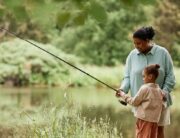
[118,86,147,106]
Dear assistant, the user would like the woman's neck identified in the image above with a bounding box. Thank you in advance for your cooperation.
[143,45,153,54]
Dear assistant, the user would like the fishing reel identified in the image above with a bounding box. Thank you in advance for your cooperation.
[119,100,127,106]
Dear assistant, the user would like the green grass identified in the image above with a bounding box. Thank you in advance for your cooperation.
[0,86,180,138]
[174,67,180,88]
[0,99,122,138]
[28,105,122,138]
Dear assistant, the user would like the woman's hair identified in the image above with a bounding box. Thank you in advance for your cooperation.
[144,64,160,79]
[133,26,155,40]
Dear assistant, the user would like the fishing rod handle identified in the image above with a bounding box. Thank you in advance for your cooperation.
[119,100,127,106]
[116,89,127,106]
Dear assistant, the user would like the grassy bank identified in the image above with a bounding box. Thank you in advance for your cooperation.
[0,100,180,138]
[0,87,180,137]
[0,101,122,138]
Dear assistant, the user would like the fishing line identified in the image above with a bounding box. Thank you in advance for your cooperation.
[0,28,127,106]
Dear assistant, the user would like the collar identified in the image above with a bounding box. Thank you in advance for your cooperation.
[136,44,156,55]
[145,83,159,88]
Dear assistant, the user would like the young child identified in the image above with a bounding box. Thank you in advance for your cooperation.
[116,64,165,138]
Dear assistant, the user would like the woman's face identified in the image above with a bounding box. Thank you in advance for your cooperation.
[133,37,150,53]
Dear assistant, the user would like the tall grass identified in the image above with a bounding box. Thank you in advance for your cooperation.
[174,67,180,89]
[0,92,122,138]
[23,102,122,138]
[0,87,180,137]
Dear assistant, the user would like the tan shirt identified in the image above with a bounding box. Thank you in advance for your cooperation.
[121,83,163,123]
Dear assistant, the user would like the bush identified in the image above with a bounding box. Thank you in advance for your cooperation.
[0,39,80,86]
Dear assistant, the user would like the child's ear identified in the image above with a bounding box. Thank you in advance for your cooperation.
[148,74,153,80]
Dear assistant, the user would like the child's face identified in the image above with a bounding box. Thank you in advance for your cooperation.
[142,70,154,83]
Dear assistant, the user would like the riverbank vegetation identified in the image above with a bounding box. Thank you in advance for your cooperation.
[0,86,179,138]
[0,0,180,137]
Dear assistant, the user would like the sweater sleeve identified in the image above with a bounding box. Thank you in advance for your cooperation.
[120,54,131,94]
[162,50,176,106]
[121,86,147,106]
[162,50,176,93]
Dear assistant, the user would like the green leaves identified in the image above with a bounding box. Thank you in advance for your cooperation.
[73,11,87,26]
[0,8,5,18]
[2,0,108,31]
[88,1,107,23]
[2,0,29,22]
[56,11,71,29]
[55,1,107,29]
[121,0,156,6]
[0,39,81,86]
[56,10,88,29]
[25,0,45,5]
[3,0,24,8]
[13,6,29,21]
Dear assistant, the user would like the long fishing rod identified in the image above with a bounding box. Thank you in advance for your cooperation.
[0,28,127,106]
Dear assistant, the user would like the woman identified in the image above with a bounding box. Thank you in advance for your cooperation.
[117,26,176,138]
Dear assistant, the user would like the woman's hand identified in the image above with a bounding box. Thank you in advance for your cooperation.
[162,91,167,101]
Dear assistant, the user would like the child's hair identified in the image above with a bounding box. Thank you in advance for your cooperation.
[144,64,160,79]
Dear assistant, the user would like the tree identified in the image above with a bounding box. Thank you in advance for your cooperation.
[0,0,48,42]
[53,0,154,65]
[0,0,156,66]
[153,0,180,66]
[154,0,180,51]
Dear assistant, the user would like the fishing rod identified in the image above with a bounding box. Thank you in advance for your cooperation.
[0,28,127,106]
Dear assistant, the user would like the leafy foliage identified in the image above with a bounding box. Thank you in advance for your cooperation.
[53,1,149,65]
[0,39,80,86]
[0,39,123,87]
[153,0,180,66]
[0,0,157,66]
[0,0,48,42]
[88,1,107,23]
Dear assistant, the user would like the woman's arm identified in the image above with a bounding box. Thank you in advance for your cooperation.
[163,50,176,93]
[162,50,176,106]
[120,54,131,94]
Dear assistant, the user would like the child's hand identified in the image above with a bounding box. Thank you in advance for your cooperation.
[116,89,125,97]
[116,91,121,97]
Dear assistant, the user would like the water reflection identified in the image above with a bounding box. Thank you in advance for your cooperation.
[0,87,50,108]
[0,87,118,105]
[0,87,180,138]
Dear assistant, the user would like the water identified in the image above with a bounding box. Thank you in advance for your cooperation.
[0,86,123,108]
[0,86,180,138]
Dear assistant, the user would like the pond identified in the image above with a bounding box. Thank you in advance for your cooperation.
[0,86,179,138]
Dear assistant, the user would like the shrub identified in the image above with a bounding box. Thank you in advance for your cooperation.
[0,39,80,86]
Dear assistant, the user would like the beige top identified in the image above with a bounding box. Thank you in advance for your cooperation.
[158,104,170,126]
[121,83,163,123]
